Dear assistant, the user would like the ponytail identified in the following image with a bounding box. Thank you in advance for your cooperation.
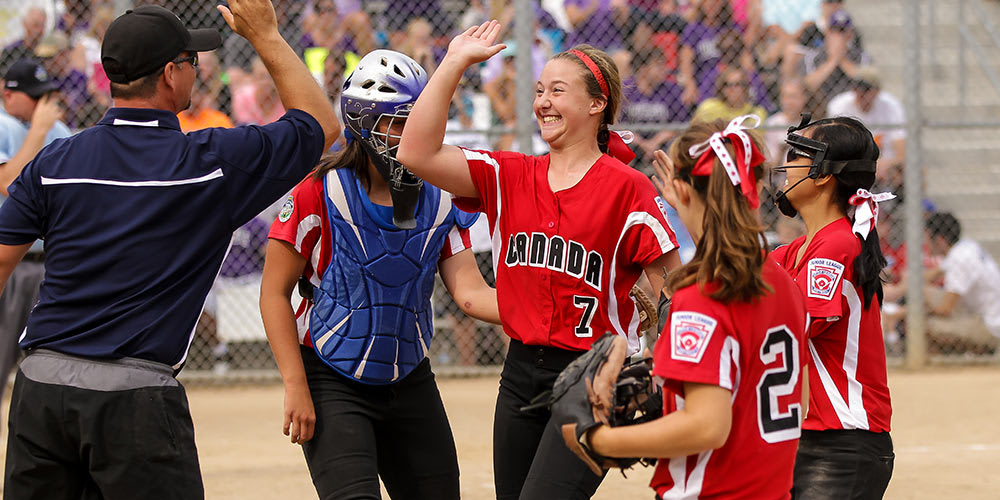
[313,140,372,190]
[597,123,610,154]
[665,121,771,303]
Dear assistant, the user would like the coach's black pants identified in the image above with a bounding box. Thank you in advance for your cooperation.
[4,349,203,500]
[793,429,894,500]
[300,346,460,500]
[493,340,607,500]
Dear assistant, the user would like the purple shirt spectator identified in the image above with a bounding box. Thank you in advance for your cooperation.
[681,21,727,102]
[564,0,624,50]
[220,216,270,278]
[623,77,691,126]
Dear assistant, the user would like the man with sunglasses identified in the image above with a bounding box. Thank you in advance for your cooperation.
[0,1,339,497]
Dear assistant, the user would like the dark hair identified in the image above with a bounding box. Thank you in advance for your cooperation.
[666,121,770,303]
[109,69,162,99]
[553,44,622,155]
[714,66,748,100]
[695,0,736,27]
[312,140,371,189]
[631,46,666,74]
[926,212,962,245]
[806,116,886,308]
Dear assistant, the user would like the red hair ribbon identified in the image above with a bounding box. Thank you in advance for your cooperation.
[687,115,766,209]
[569,49,609,98]
[849,188,896,240]
[607,130,636,164]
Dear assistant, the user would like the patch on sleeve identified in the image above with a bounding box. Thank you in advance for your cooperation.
[277,195,295,223]
[807,258,845,300]
[654,196,669,219]
[670,311,718,363]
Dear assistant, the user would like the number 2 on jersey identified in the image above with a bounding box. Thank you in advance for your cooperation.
[573,295,597,337]
[756,326,802,443]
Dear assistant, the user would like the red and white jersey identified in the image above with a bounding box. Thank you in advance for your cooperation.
[267,173,471,346]
[650,258,807,500]
[771,217,892,433]
[455,149,677,353]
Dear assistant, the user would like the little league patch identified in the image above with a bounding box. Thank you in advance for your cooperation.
[806,258,845,301]
[670,311,718,363]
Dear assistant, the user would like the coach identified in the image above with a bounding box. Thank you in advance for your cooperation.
[0,0,338,498]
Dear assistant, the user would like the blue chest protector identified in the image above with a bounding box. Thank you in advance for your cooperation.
[310,168,477,384]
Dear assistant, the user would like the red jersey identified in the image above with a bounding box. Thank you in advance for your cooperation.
[770,217,892,433]
[267,173,471,346]
[456,149,678,353]
[650,257,807,500]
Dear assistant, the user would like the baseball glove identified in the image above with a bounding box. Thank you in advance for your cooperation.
[545,333,662,476]
[630,285,658,334]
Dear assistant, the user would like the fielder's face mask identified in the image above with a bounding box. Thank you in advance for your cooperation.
[341,50,428,229]
[771,113,877,217]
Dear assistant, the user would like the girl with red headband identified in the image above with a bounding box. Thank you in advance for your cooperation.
[586,117,808,499]
[398,20,681,499]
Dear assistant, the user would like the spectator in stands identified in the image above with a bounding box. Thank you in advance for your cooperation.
[622,0,686,70]
[178,75,235,132]
[826,66,905,196]
[755,0,821,74]
[301,0,374,84]
[800,4,869,102]
[564,0,629,51]
[399,17,444,74]
[622,46,690,161]
[0,58,69,407]
[923,212,1000,355]
[232,56,286,125]
[717,27,774,111]
[764,78,809,164]
[692,66,767,123]
[386,0,451,49]
[679,0,739,106]
[196,50,232,117]
[36,32,97,129]
[482,45,517,150]
[0,7,48,76]
[77,6,116,112]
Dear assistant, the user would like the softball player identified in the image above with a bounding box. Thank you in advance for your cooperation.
[397,21,681,499]
[585,117,808,499]
[260,49,499,500]
[769,115,894,499]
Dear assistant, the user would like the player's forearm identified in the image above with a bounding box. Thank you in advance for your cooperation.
[260,292,309,387]
[457,285,501,325]
[0,125,49,195]
[397,56,466,169]
[249,31,339,149]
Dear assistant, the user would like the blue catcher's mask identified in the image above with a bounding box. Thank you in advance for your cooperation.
[341,50,428,229]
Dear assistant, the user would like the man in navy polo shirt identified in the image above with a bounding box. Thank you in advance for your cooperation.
[0,0,338,497]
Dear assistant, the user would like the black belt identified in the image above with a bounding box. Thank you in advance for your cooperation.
[507,338,584,371]
[22,252,45,263]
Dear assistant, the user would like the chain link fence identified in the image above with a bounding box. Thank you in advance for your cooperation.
[2,0,998,381]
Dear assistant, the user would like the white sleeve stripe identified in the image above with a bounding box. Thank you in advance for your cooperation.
[294,214,323,253]
[462,149,503,273]
[447,226,464,255]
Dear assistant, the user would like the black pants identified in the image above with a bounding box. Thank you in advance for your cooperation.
[793,429,894,500]
[493,340,606,500]
[4,351,202,500]
[300,346,460,500]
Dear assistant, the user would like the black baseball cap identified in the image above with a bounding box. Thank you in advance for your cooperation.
[101,5,221,84]
[3,59,59,98]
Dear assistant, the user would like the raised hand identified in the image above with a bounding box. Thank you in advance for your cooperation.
[218,0,279,43]
[444,20,507,67]
[651,149,680,210]
[30,93,64,131]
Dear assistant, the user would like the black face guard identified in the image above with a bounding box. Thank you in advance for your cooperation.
[770,113,877,217]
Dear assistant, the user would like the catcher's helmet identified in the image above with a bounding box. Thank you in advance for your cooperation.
[341,50,428,228]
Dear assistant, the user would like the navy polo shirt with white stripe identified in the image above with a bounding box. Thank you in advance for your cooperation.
[0,107,324,369]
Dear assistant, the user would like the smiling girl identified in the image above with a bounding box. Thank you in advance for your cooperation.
[397,20,682,500]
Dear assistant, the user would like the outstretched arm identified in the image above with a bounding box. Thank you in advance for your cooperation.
[219,0,339,149]
[259,239,315,444]
[397,20,506,198]
[439,249,501,324]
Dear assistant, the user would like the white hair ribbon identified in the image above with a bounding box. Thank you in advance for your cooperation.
[849,188,896,240]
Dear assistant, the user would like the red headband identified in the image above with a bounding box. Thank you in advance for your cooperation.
[569,49,609,98]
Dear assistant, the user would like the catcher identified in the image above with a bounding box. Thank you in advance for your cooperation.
[551,117,809,499]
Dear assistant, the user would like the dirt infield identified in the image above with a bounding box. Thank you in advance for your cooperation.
[3,365,1000,499]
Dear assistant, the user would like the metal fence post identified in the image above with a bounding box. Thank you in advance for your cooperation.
[904,0,927,369]
[513,0,535,153]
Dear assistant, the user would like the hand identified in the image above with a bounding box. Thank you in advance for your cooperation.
[283,383,316,444]
[681,83,698,106]
[218,0,279,43]
[30,93,64,131]
[651,149,680,209]
[444,20,507,67]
